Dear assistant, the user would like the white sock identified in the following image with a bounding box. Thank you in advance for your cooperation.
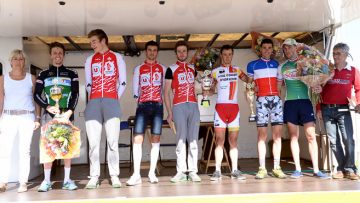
[230,148,238,172]
[259,158,266,169]
[149,143,160,175]
[44,169,51,183]
[215,146,223,172]
[133,143,142,176]
[64,167,71,183]
[273,158,280,169]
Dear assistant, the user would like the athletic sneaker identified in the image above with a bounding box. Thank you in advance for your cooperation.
[148,173,159,184]
[170,172,187,183]
[188,172,201,182]
[290,170,303,179]
[17,183,27,193]
[38,181,52,192]
[231,170,246,180]
[126,174,142,186]
[111,176,122,188]
[62,180,78,190]
[85,177,99,189]
[210,170,222,181]
[255,167,268,179]
[313,171,331,179]
[272,167,287,179]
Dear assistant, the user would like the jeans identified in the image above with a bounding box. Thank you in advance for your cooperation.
[134,102,163,135]
[321,105,356,173]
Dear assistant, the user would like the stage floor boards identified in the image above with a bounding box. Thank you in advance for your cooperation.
[1,159,360,202]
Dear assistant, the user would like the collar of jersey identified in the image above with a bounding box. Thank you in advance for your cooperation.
[144,60,158,65]
[176,60,187,67]
[260,57,271,62]
[49,65,65,70]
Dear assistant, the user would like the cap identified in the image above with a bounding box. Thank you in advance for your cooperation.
[282,38,297,47]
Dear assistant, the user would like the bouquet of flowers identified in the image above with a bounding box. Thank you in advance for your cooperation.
[250,32,283,60]
[40,120,81,163]
[191,47,219,71]
[295,43,335,105]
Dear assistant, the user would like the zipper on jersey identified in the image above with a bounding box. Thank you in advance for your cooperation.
[183,63,189,102]
[150,63,153,101]
[266,61,273,94]
[101,54,104,98]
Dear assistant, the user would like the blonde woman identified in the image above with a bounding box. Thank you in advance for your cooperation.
[0,49,41,193]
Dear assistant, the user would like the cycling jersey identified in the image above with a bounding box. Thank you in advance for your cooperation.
[133,61,166,103]
[34,65,79,119]
[278,59,309,100]
[247,58,280,96]
[165,61,197,105]
[212,65,246,104]
[85,50,126,100]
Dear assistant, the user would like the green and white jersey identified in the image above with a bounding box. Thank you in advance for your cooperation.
[278,60,309,100]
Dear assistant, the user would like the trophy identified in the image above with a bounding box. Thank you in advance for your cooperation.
[200,69,213,107]
[244,81,256,122]
[50,84,62,118]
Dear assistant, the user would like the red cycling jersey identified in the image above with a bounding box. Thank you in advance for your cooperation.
[85,50,127,100]
[166,61,197,105]
[133,61,166,103]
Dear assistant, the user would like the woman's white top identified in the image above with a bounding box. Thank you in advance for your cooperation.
[3,73,35,111]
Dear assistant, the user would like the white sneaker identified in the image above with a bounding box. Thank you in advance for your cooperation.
[17,183,27,193]
[188,172,201,182]
[126,174,142,186]
[148,173,159,184]
[170,172,187,183]
[85,177,99,189]
[111,176,121,188]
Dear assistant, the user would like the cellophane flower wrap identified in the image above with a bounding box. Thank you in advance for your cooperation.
[295,43,335,105]
[191,47,219,71]
[40,120,81,163]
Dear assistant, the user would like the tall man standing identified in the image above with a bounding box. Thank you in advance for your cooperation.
[126,41,166,186]
[247,39,286,179]
[279,38,329,179]
[164,41,201,183]
[317,43,360,180]
[85,29,127,189]
[209,45,250,181]
[34,42,79,191]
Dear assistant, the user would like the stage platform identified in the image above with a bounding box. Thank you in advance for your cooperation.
[1,159,360,203]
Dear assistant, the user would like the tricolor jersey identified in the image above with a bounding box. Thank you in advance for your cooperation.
[165,61,197,105]
[85,50,127,100]
[247,58,281,96]
[133,61,166,103]
[212,65,245,104]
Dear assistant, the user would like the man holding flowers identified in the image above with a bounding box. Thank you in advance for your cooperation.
[278,38,329,179]
[34,42,80,191]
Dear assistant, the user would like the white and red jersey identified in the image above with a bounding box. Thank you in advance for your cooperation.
[212,65,245,104]
[165,61,197,105]
[247,58,280,97]
[133,61,166,103]
[85,50,127,100]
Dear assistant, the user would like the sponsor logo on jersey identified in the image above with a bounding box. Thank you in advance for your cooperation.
[187,72,194,83]
[92,63,101,77]
[178,73,187,84]
[104,61,115,76]
[140,73,151,86]
[282,68,297,80]
[153,72,162,86]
